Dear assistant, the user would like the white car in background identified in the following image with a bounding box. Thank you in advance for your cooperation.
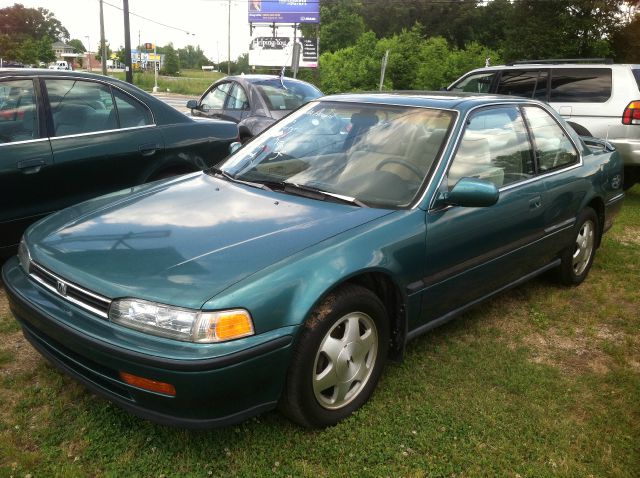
[49,61,71,70]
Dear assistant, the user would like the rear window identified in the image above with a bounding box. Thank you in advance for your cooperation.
[633,69,640,91]
[549,68,612,103]
[253,79,321,111]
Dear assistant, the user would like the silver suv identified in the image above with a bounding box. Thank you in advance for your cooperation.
[448,61,640,189]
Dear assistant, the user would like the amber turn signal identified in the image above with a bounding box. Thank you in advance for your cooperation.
[119,371,176,396]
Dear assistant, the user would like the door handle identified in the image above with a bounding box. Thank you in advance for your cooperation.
[17,158,46,174]
[529,196,542,209]
[139,143,161,157]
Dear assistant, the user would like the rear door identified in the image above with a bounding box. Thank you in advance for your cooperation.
[0,77,53,250]
[496,69,549,101]
[44,77,164,210]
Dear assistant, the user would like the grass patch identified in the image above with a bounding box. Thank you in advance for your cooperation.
[107,69,225,95]
[0,186,638,477]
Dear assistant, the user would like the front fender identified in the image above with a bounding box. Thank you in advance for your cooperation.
[201,209,427,337]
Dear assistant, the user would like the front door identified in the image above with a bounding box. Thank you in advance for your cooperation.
[419,105,548,325]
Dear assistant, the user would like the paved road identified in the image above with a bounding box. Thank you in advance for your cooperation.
[151,92,196,115]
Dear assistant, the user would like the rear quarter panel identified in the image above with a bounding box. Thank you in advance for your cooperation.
[150,121,238,179]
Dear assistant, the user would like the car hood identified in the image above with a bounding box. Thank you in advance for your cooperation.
[27,173,392,309]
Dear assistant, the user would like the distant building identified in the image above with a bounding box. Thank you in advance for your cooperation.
[52,41,74,59]
[52,41,84,69]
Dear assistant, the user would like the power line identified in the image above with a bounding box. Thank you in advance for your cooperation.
[102,1,196,36]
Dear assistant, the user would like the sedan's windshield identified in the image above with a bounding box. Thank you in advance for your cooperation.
[220,101,455,208]
[253,79,322,111]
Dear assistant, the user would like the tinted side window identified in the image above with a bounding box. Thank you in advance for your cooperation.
[497,70,548,100]
[449,71,497,93]
[448,106,534,189]
[523,106,578,172]
[46,79,117,136]
[549,68,612,103]
[0,79,38,143]
[113,89,153,128]
[201,82,231,110]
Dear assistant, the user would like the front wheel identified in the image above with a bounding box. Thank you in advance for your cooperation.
[557,207,598,285]
[279,285,389,428]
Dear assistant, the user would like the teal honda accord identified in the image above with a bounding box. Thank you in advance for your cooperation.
[2,92,625,428]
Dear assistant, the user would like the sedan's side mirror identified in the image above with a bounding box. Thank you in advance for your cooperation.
[229,142,242,155]
[442,177,499,208]
[186,99,199,110]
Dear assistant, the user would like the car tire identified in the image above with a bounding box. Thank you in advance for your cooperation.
[557,207,598,286]
[279,284,389,428]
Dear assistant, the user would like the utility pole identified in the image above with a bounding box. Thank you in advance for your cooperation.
[85,35,91,71]
[123,0,133,83]
[227,0,231,75]
[99,0,107,74]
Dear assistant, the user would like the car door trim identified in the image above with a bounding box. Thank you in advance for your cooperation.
[406,259,561,341]
[49,124,156,141]
[0,137,50,148]
[406,216,576,296]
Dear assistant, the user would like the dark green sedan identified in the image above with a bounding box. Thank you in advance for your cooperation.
[2,92,624,428]
[0,69,238,257]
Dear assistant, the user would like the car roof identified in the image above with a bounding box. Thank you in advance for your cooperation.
[464,63,640,71]
[319,91,540,111]
[223,74,316,86]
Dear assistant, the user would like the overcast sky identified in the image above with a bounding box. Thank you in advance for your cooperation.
[0,0,290,62]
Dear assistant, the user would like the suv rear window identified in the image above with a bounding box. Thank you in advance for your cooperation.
[633,69,640,91]
[549,68,612,103]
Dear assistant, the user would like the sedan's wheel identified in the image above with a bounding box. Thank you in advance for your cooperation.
[280,285,389,428]
[558,207,598,285]
[313,311,378,410]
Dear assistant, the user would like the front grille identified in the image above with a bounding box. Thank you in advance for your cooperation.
[29,262,111,318]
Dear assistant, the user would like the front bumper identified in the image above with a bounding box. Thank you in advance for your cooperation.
[2,257,294,428]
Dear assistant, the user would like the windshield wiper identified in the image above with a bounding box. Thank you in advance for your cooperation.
[277,181,367,207]
[208,167,272,191]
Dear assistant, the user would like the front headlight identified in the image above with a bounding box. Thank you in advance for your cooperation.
[108,298,254,343]
[18,236,31,274]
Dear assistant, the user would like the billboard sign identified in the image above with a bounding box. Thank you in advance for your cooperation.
[248,0,320,24]
[249,36,318,68]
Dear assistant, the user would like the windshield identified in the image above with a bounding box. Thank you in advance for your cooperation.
[220,101,455,208]
[253,79,322,111]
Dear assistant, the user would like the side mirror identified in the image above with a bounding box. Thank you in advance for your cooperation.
[186,99,199,109]
[443,177,499,208]
[229,142,242,155]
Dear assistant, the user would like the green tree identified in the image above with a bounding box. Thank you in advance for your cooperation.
[162,43,180,75]
[177,45,209,69]
[317,0,365,53]
[613,11,640,62]
[94,40,112,62]
[68,38,86,54]
[0,4,69,62]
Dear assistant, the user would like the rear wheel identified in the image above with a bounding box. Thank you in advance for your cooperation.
[558,207,598,285]
[280,285,389,428]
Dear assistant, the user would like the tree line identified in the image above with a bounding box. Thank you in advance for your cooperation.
[297,0,640,93]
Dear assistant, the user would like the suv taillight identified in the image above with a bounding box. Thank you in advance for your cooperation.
[622,101,640,125]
